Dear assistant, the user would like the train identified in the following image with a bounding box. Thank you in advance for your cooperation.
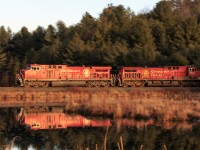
[15,64,200,87]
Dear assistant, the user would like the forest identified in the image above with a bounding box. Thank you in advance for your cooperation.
[0,0,200,86]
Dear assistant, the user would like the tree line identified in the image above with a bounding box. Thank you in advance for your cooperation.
[1,0,200,85]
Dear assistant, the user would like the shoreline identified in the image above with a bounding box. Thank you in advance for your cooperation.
[0,87,199,121]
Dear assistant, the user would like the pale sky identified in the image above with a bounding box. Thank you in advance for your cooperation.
[0,0,161,33]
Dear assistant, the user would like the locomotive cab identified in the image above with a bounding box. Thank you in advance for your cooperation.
[187,66,200,79]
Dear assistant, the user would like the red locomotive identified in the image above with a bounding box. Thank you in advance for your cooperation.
[16,64,114,87]
[19,112,112,130]
[118,65,200,87]
[16,64,200,87]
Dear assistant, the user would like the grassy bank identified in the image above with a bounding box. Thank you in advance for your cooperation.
[65,90,200,121]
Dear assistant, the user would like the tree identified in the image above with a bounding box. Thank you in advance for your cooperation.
[31,26,46,51]
[79,12,97,42]
[62,32,85,65]
[168,17,200,65]
[151,1,177,26]
[98,5,134,42]
[127,18,157,66]
[150,20,169,56]
[56,21,68,40]
[0,26,9,69]
[0,49,6,69]
[10,27,31,64]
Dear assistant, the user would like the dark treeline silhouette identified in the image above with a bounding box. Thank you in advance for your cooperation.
[1,0,200,86]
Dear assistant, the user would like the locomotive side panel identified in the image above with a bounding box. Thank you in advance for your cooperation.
[17,64,113,87]
[118,66,192,87]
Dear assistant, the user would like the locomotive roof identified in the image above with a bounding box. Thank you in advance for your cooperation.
[27,64,112,69]
[119,66,188,68]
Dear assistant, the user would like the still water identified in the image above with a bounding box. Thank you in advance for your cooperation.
[0,108,199,150]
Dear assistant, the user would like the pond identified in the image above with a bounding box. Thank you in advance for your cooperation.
[0,108,199,150]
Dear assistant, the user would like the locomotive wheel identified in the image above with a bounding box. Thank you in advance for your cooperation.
[38,106,48,112]
[24,81,29,87]
[40,82,48,87]
[103,81,110,87]
[123,82,129,87]
[135,81,143,87]
[179,81,184,87]
[33,82,39,88]
[43,82,49,87]
[131,84,136,87]
[94,82,100,87]
[38,82,44,87]
[86,81,92,87]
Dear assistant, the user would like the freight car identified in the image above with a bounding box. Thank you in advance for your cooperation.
[18,112,112,130]
[16,64,200,87]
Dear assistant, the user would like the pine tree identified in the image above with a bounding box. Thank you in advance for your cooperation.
[62,32,85,65]
[0,48,6,69]
[0,26,10,69]
[127,18,157,66]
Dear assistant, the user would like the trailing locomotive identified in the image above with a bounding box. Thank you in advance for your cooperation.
[16,64,200,87]
[118,65,200,87]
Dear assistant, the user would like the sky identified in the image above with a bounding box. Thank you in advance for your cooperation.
[0,0,161,33]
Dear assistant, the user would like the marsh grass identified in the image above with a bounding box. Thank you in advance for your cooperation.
[66,95,200,121]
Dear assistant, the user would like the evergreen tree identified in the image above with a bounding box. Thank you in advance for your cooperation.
[79,12,97,42]
[127,18,157,66]
[0,26,9,69]
[56,21,68,40]
[31,26,46,51]
[0,49,6,69]
[44,25,56,44]
[151,0,177,26]
[62,32,85,65]
[10,27,31,65]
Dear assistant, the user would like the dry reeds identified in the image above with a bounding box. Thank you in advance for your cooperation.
[117,136,124,150]
[163,144,167,150]
[103,126,109,150]
[65,88,200,121]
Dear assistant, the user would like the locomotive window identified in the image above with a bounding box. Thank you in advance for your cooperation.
[58,66,62,69]
[189,68,196,72]
[96,70,108,72]
[36,67,39,70]
[32,67,37,70]
[125,70,136,72]
[26,66,30,69]
[173,67,179,70]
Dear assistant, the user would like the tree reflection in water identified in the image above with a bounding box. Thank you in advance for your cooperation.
[0,108,199,150]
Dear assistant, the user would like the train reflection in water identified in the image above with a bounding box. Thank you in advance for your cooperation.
[18,109,196,131]
[18,111,112,130]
